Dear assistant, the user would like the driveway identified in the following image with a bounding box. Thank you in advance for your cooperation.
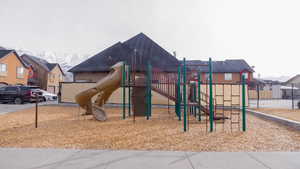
[0,101,58,115]
[0,148,299,169]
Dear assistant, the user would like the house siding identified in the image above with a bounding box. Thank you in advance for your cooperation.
[74,72,109,82]
[200,72,253,83]
[21,55,49,89]
[74,71,253,84]
[0,52,29,85]
[47,65,64,93]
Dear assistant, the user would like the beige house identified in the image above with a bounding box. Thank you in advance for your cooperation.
[21,54,64,93]
[47,64,65,93]
[0,50,31,87]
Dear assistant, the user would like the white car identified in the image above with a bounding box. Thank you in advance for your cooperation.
[36,89,58,101]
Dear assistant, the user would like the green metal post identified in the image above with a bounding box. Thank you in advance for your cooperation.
[183,58,187,132]
[209,58,214,132]
[146,61,152,120]
[149,62,152,117]
[242,75,246,131]
[176,65,181,120]
[146,63,150,120]
[193,83,197,118]
[122,62,126,119]
[198,71,201,121]
[128,65,131,116]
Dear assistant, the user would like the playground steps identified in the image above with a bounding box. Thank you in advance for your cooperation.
[152,84,228,123]
[151,87,176,102]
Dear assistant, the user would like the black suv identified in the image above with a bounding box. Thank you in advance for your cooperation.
[0,86,43,104]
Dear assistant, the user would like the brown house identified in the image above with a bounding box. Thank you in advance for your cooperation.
[0,50,31,87]
[184,60,254,84]
[21,54,65,93]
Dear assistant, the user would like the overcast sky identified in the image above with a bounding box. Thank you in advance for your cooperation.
[0,0,299,78]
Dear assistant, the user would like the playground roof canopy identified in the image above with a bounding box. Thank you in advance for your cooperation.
[184,59,254,73]
[69,33,179,73]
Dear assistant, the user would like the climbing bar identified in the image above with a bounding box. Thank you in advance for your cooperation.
[242,75,246,131]
[122,62,126,119]
[183,58,187,132]
[128,65,131,116]
[176,65,181,120]
[209,58,214,132]
[198,71,201,121]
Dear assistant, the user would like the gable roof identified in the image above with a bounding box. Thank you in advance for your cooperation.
[47,63,57,71]
[285,74,300,84]
[69,42,133,72]
[183,59,254,73]
[47,63,65,75]
[0,50,13,59]
[69,33,179,73]
[0,50,30,68]
[22,54,51,71]
[21,54,64,75]
[123,33,179,71]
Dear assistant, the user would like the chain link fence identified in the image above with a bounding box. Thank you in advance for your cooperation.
[249,83,300,109]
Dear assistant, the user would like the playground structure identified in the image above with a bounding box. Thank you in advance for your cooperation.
[75,57,247,132]
[121,57,247,132]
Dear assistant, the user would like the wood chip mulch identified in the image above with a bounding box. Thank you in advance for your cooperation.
[0,106,300,151]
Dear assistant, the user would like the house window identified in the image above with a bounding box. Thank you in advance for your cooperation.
[242,72,248,79]
[224,73,232,81]
[205,73,213,80]
[205,73,209,80]
[16,67,24,78]
[0,64,7,76]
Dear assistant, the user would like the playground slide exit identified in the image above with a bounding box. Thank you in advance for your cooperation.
[75,62,123,121]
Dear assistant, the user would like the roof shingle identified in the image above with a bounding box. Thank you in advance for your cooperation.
[184,59,254,73]
[0,50,30,68]
[69,33,179,73]
[21,54,63,74]
[0,50,13,59]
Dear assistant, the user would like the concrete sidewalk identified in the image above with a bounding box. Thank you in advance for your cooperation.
[0,148,299,169]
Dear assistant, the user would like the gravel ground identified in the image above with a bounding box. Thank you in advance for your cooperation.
[0,106,300,151]
[253,108,300,122]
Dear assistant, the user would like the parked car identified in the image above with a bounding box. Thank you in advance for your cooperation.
[0,86,43,104]
[36,89,57,101]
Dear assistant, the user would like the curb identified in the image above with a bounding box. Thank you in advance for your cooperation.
[247,109,300,131]
[56,103,175,108]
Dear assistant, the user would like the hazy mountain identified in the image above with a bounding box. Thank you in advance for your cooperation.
[8,47,92,82]
[14,48,90,68]
[261,76,291,82]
